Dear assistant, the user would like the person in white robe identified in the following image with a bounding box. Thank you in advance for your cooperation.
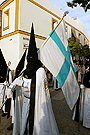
[2,68,13,117]
[0,83,4,108]
[7,23,60,135]
[0,48,7,110]
[8,67,59,135]
[82,64,90,128]
[0,59,14,130]
[72,63,90,128]
[54,77,60,90]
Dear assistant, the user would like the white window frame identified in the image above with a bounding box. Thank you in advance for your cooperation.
[3,8,10,31]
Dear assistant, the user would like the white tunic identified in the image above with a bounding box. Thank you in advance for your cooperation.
[0,84,4,108]
[54,77,60,90]
[0,70,13,113]
[12,67,59,135]
[83,88,90,128]
[72,85,90,128]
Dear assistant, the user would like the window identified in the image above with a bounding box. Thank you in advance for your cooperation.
[65,25,68,38]
[51,18,58,30]
[3,8,10,31]
[86,39,89,45]
[0,10,2,36]
[78,33,81,39]
[84,37,86,45]
[71,28,72,37]
[71,28,75,38]
[78,33,81,43]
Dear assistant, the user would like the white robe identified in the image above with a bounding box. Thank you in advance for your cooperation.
[12,67,59,135]
[54,77,60,90]
[0,70,13,113]
[72,85,90,128]
[0,84,4,108]
[83,88,90,128]
[10,76,31,135]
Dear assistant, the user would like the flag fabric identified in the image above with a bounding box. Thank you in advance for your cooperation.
[39,20,79,110]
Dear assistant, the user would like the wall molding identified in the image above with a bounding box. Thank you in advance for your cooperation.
[0,29,46,40]
[28,0,61,20]
[28,0,89,42]
[0,0,89,42]
[0,0,14,9]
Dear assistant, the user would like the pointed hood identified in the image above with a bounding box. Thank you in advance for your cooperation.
[27,23,38,68]
[0,49,7,83]
[14,49,27,79]
[23,23,42,79]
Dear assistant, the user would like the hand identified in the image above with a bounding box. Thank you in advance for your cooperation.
[15,78,23,86]
[80,84,85,89]
[4,81,9,86]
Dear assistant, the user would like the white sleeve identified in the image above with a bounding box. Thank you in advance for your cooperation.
[9,76,23,89]
[9,71,13,83]
[6,88,12,99]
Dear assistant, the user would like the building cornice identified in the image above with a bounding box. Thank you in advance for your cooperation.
[0,30,46,40]
[28,0,89,42]
[0,0,89,43]
[28,0,61,20]
[0,0,8,7]
[0,0,14,9]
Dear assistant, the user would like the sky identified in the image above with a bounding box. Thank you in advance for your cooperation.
[49,0,90,46]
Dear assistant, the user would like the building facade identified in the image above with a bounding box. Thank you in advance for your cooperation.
[0,0,89,70]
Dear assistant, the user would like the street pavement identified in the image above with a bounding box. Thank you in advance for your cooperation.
[0,86,90,135]
[49,86,90,135]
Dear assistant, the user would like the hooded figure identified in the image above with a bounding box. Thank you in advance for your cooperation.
[0,49,7,110]
[23,23,42,79]
[0,49,7,83]
[72,62,90,128]
[11,23,59,135]
[82,62,90,128]
[14,49,27,80]
[0,50,12,119]
[23,23,42,135]
[83,63,90,88]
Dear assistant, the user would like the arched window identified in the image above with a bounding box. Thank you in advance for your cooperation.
[51,18,58,30]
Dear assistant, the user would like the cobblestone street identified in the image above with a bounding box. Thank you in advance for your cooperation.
[0,86,90,135]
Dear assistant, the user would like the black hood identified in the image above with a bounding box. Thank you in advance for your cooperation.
[23,23,42,79]
[0,49,7,83]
